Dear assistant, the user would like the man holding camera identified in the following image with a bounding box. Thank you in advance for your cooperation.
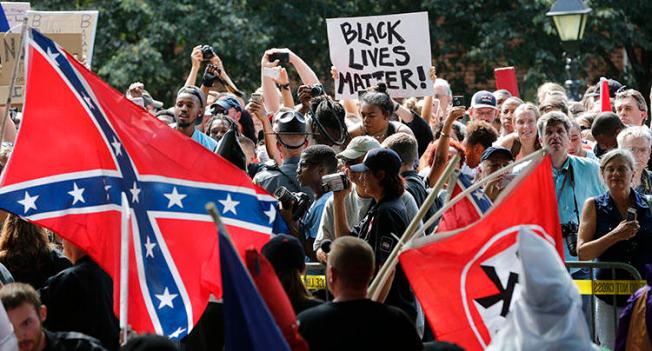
[279,145,338,261]
[253,110,313,198]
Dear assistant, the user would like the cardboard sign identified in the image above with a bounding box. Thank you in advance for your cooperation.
[0,33,82,104]
[327,12,432,99]
[26,10,98,68]
[494,67,520,97]
[0,2,31,29]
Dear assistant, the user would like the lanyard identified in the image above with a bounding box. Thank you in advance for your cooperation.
[557,163,580,222]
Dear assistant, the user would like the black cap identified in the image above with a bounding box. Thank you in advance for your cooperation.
[349,148,402,174]
[480,146,514,162]
[261,234,305,272]
[123,335,178,351]
[590,79,623,98]
[274,111,307,135]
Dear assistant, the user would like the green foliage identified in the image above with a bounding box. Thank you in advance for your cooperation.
[29,0,651,105]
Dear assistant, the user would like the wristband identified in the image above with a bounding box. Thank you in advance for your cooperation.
[277,83,290,91]
[440,132,450,138]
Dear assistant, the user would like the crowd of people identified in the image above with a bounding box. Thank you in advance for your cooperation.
[0,41,651,350]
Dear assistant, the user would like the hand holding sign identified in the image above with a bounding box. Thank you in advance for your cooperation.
[327,12,432,99]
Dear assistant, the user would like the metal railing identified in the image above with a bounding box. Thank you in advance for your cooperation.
[566,261,644,345]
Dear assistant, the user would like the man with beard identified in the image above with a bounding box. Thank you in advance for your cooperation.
[0,283,106,351]
[174,86,218,151]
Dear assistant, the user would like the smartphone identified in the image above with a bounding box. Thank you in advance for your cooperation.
[452,95,465,107]
[262,66,280,80]
[269,52,290,66]
[627,207,637,221]
[250,92,263,104]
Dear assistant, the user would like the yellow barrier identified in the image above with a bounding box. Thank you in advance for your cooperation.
[573,280,646,295]
[302,275,326,290]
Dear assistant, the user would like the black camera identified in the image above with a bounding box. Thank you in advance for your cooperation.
[452,95,465,107]
[274,186,313,220]
[561,223,579,256]
[321,172,350,192]
[310,84,325,97]
[201,45,215,61]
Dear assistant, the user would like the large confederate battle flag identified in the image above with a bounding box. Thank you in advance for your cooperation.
[399,156,564,351]
[0,30,285,339]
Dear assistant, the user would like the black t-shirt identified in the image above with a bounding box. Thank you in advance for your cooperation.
[402,170,436,233]
[404,111,433,157]
[39,256,119,351]
[297,299,422,351]
[352,196,416,321]
[44,329,108,351]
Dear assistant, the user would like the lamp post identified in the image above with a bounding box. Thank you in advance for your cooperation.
[546,0,592,101]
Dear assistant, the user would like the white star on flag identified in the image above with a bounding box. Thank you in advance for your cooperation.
[81,93,95,110]
[155,287,178,309]
[110,136,122,156]
[264,204,276,224]
[163,187,187,208]
[144,236,157,258]
[17,191,39,213]
[67,182,86,205]
[169,327,186,339]
[219,194,240,215]
[129,182,141,203]
[46,47,60,65]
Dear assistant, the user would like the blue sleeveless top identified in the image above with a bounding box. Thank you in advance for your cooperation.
[593,190,652,281]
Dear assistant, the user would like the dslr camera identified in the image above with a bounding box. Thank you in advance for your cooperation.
[310,84,325,97]
[274,186,313,221]
[321,172,350,192]
[201,45,215,61]
[561,223,579,256]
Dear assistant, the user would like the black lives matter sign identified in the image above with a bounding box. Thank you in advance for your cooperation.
[327,12,432,99]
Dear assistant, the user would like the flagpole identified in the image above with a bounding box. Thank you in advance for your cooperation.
[369,148,547,302]
[368,155,460,298]
[119,192,130,346]
[0,17,27,143]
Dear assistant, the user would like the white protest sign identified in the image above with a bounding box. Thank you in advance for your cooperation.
[327,12,432,99]
[26,10,98,68]
[1,2,30,29]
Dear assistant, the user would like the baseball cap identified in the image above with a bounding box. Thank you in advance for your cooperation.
[337,135,381,160]
[480,146,514,162]
[349,148,402,174]
[261,234,305,272]
[215,96,242,112]
[471,90,498,110]
[588,79,623,98]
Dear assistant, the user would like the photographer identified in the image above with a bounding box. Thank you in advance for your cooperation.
[185,44,242,99]
[279,145,338,261]
[332,147,417,322]
[307,95,350,152]
[260,48,319,115]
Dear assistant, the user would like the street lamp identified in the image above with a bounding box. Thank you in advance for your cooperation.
[546,0,592,101]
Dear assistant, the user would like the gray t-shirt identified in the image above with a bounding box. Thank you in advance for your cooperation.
[314,185,420,251]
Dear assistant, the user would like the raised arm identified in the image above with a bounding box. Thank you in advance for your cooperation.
[246,100,281,165]
[184,45,202,87]
[261,50,282,114]
[421,66,437,125]
[427,106,465,187]
[289,49,319,85]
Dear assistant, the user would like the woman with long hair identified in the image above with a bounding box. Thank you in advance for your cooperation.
[0,215,71,289]
[496,103,542,160]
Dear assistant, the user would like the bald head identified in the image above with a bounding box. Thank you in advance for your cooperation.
[328,237,375,291]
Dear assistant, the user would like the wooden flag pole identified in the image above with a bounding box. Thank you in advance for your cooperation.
[0,18,27,143]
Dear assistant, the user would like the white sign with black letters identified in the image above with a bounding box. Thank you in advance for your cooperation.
[327,12,432,99]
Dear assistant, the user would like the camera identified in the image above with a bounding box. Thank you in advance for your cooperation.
[321,172,350,192]
[201,45,215,61]
[274,186,313,220]
[561,223,579,256]
[452,95,464,107]
[269,52,290,66]
[310,84,325,97]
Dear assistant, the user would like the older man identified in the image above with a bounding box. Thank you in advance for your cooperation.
[618,126,652,195]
